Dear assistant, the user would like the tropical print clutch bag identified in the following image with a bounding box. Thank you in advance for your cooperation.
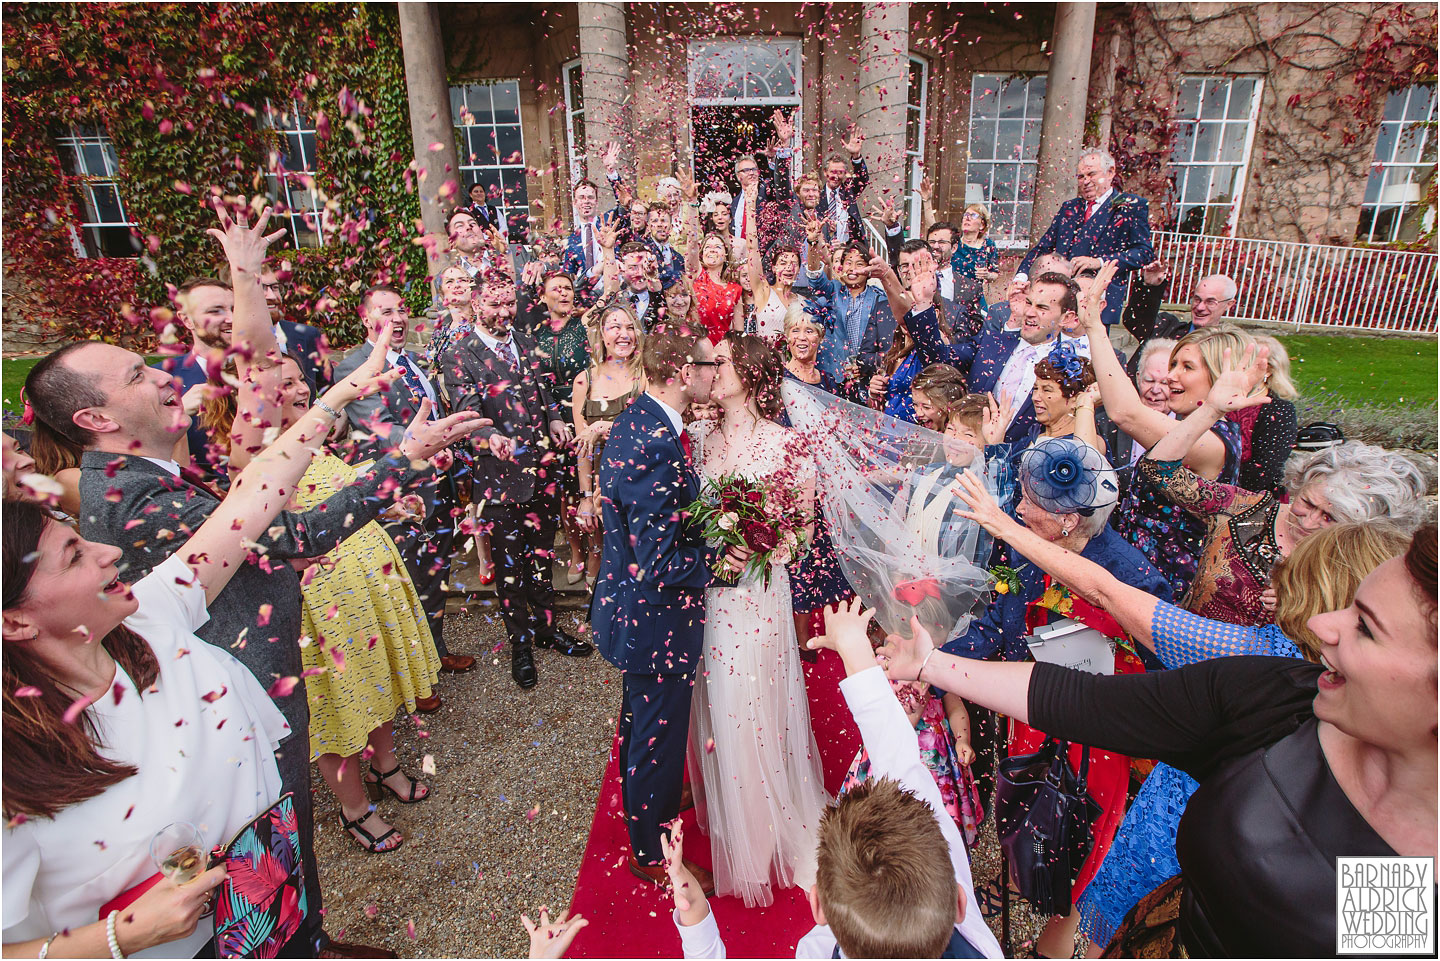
[213,793,307,959]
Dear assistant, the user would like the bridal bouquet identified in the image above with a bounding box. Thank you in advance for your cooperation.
[688,473,811,588]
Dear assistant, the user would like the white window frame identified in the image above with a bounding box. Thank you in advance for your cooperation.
[1357,83,1437,245]
[262,100,327,248]
[451,80,530,225]
[1170,75,1263,237]
[967,73,1046,248]
[55,123,137,258]
[905,54,929,236]
[686,37,803,178]
[562,59,586,186]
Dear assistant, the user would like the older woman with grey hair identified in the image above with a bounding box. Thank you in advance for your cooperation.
[1133,345,1428,627]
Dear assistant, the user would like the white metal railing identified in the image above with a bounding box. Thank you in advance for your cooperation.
[1152,231,1438,333]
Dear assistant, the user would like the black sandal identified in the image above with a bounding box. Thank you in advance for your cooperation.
[364,763,429,804]
[975,876,1007,920]
[338,811,403,853]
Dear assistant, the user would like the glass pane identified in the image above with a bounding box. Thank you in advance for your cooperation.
[1393,124,1426,164]
[492,82,520,124]
[1227,78,1257,119]
[449,86,465,122]
[1021,120,1042,160]
[1017,162,1037,199]
[567,66,585,109]
[1203,205,1233,235]
[992,204,1017,240]
[999,79,1026,118]
[1208,166,1237,202]
[971,76,998,118]
[1182,167,1212,204]
[102,140,121,176]
[1220,123,1248,163]
[300,133,318,170]
[906,111,920,155]
[283,133,304,169]
[1193,122,1221,163]
[967,162,993,197]
[1199,79,1228,119]
[1363,167,1385,205]
[909,59,923,106]
[466,85,493,124]
[1176,79,1201,119]
[992,163,1020,202]
[1374,122,1399,164]
[1176,205,1205,234]
[501,167,529,204]
[473,168,502,198]
[996,119,1024,160]
[1027,77,1046,117]
[969,119,996,160]
[58,141,83,177]
[90,183,126,224]
[1422,129,1436,165]
[1383,88,1408,122]
[1174,122,1197,162]
[1371,205,1400,242]
[468,127,496,164]
[81,141,108,176]
[1410,83,1437,121]
[1356,206,1376,241]
[571,114,586,148]
[95,225,139,257]
[496,125,524,164]
[1015,202,1033,239]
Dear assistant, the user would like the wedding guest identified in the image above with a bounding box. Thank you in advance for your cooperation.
[661,275,701,327]
[1122,261,1237,375]
[908,363,968,432]
[951,204,1000,306]
[21,418,84,518]
[427,263,478,368]
[1097,336,1176,471]
[1227,333,1298,494]
[257,263,331,390]
[439,270,593,689]
[1024,342,1105,455]
[2,329,408,958]
[878,523,1438,958]
[803,239,889,386]
[150,276,237,482]
[862,240,984,383]
[573,301,645,587]
[967,272,1074,443]
[0,431,36,497]
[815,127,869,245]
[562,179,607,303]
[644,203,684,290]
[744,186,803,341]
[688,233,744,345]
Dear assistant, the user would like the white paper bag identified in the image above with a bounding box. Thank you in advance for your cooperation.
[1024,617,1115,675]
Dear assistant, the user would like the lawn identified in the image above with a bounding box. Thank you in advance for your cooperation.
[1277,334,1438,408]
[2,356,39,422]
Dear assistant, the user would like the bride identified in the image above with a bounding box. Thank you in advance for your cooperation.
[686,332,831,908]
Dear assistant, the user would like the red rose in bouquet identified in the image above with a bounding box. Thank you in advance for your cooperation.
[741,519,778,552]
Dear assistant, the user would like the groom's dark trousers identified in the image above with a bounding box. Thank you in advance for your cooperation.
[591,393,718,865]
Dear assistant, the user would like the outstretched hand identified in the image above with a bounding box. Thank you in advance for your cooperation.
[398,402,492,462]
[1078,260,1119,331]
[659,820,709,927]
[876,616,935,682]
[981,392,1012,446]
[324,336,399,407]
[521,908,588,959]
[205,197,288,277]
[950,470,1015,537]
[1205,345,1272,414]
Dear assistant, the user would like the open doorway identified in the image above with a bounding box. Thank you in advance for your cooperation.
[692,104,788,196]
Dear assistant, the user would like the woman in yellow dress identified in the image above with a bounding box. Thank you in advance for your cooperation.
[205,355,440,854]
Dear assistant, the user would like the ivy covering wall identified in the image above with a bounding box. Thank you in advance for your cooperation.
[2,1,426,348]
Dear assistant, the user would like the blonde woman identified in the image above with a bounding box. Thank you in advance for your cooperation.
[951,203,999,287]
[1227,333,1299,493]
[573,300,646,585]
[744,182,803,340]
[662,274,702,327]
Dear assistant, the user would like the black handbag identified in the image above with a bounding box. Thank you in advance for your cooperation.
[994,737,1102,917]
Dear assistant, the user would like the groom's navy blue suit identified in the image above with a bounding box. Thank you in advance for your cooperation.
[592,392,719,865]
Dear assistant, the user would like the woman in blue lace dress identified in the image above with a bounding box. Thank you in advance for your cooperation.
[1076,266,1255,597]
[951,470,1411,954]
[950,205,1000,310]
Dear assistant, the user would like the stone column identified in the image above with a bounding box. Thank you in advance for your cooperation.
[1030,2,1097,237]
[578,1,630,210]
[398,2,460,275]
[855,2,909,208]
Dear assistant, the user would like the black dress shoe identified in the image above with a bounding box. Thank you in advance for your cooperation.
[534,626,594,658]
[511,645,538,689]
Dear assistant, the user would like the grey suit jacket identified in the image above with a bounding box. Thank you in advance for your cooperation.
[333,343,444,457]
[438,328,560,505]
[77,451,423,734]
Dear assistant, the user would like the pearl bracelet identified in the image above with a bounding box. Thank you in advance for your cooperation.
[105,910,125,959]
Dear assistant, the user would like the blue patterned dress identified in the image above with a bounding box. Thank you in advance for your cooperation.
[1075,602,1303,948]
[1110,419,1241,600]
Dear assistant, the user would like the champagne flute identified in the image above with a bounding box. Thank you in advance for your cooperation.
[150,821,206,885]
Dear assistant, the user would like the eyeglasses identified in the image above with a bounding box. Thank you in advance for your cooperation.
[1194,297,1233,309]
[689,359,719,367]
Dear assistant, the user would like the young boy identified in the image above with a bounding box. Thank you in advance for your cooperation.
[662,599,1003,958]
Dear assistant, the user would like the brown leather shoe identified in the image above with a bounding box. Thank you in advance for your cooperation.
[413,693,441,714]
[678,781,695,812]
[439,654,475,673]
[319,941,398,959]
[628,856,715,896]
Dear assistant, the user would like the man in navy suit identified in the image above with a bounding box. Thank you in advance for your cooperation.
[967,272,1078,443]
[591,323,749,892]
[561,179,607,306]
[1017,148,1153,327]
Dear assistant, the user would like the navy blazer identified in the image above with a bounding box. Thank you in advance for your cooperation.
[591,393,717,676]
[1019,192,1154,327]
[966,330,1040,444]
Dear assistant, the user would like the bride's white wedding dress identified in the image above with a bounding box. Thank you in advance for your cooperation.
[686,418,831,908]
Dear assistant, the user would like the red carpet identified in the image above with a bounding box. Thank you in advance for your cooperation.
[567,649,861,958]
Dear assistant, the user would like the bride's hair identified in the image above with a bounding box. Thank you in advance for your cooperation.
[722,332,783,421]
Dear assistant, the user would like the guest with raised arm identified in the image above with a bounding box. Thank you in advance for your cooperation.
[682,171,744,345]
[803,228,888,387]
[966,272,1075,443]
[1078,261,1246,597]
[1227,334,1299,494]
[744,182,803,341]
[875,522,1438,958]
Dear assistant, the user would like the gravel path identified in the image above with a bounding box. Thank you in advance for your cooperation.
[310,604,1066,957]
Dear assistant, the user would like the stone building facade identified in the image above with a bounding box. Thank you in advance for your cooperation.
[405,1,1434,259]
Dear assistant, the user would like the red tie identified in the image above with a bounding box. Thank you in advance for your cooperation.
[679,431,694,467]
[1084,200,1097,221]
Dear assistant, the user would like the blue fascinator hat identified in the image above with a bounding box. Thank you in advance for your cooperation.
[801,290,834,331]
[1044,340,1087,383]
[1016,436,1119,516]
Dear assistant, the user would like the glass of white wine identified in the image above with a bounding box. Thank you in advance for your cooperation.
[150,821,209,914]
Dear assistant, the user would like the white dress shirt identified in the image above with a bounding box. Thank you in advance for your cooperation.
[994,336,1055,426]
[826,185,850,243]
[626,286,652,324]
[143,457,181,476]
[383,346,440,406]
[936,264,956,302]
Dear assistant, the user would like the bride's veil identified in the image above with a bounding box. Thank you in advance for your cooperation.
[782,378,996,644]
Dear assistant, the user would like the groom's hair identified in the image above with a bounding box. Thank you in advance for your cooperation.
[642,323,705,384]
[816,777,958,958]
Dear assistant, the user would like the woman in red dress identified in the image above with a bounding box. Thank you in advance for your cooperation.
[689,232,743,344]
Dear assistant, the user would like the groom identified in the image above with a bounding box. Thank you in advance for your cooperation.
[592,323,748,892]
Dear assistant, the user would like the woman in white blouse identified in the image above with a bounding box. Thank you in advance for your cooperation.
[1,340,485,959]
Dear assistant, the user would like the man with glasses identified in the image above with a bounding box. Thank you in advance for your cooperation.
[1122,261,1238,376]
